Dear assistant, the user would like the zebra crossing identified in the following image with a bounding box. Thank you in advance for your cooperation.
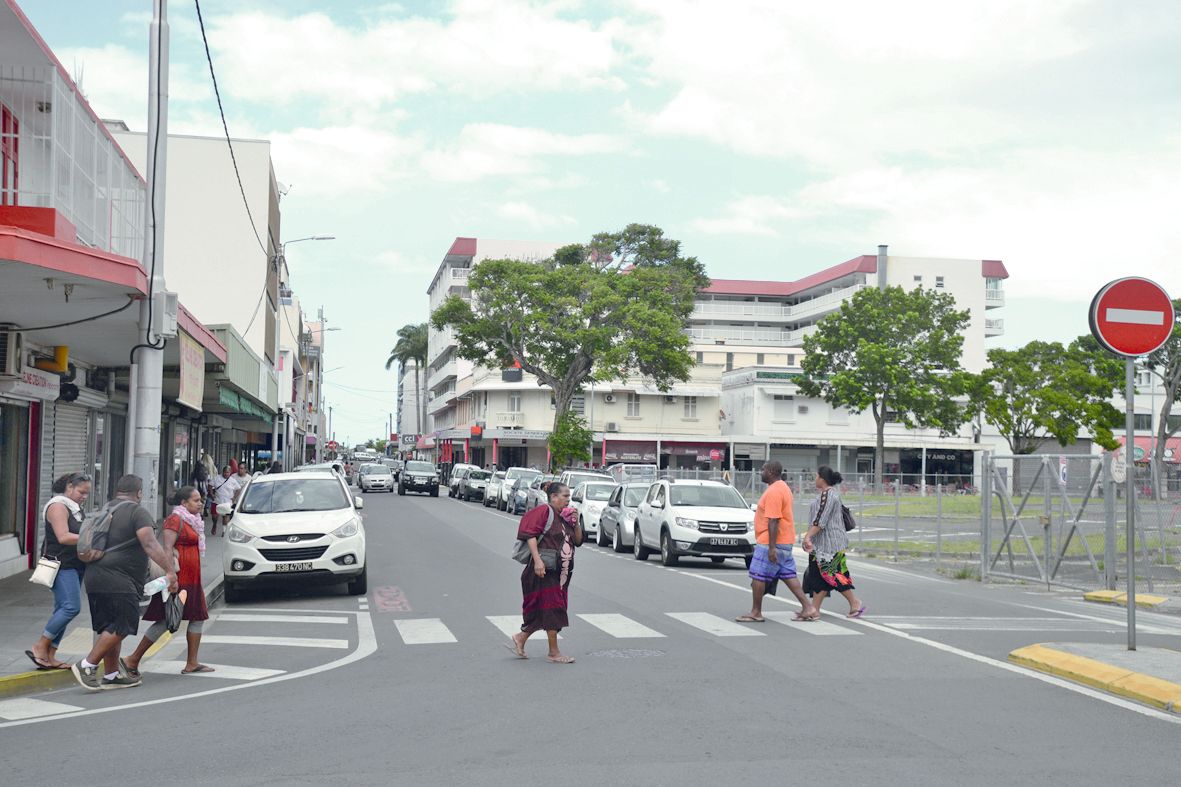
[388,610,868,645]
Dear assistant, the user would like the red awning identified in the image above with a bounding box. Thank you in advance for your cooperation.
[1116,436,1181,464]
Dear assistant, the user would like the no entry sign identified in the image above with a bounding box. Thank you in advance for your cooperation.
[1089,277,1175,357]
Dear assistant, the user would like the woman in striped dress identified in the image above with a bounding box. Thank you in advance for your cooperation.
[801,466,866,618]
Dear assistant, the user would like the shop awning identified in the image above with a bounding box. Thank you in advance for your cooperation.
[305,434,318,446]
[1117,436,1180,464]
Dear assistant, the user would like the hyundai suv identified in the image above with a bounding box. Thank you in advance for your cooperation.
[633,479,755,567]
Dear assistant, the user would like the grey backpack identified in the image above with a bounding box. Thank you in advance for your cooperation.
[511,507,556,563]
[76,500,137,563]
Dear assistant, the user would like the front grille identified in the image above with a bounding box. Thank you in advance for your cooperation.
[260,533,325,543]
[699,522,749,534]
[258,546,329,561]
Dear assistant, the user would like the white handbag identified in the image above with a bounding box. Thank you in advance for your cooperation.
[29,555,61,588]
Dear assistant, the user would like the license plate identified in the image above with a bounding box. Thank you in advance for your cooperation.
[274,562,313,572]
[709,538,741,546]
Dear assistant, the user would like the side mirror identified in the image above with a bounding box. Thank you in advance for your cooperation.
[750,503,758,512]
[216,503,233,516]
[354,497,364,510]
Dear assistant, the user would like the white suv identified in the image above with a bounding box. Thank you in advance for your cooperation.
[570,481,616,544]
[633,479,755,567]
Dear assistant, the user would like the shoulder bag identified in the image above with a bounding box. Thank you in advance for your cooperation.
[512,507,560,569]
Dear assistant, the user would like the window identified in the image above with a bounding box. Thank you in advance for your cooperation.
[508,393,521,412]
[913,275,923,285]
[696,351,704,363]
[935,276,945,289]
[627,392,641,417]
[1134,414,1152,431]
[756,353,765,365]
[571,395,585,415]
[773,394,794,420]
[0,104,17,205]
[683,396,697,418]
[726,352,734,371]
[885,410,901,423]
[787,354,796,366]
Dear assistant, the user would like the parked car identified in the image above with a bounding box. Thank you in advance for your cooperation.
[380,458,403,480]
[398,460,440,496]
[570,481,615,544]
[598,483,650,552]
[220,470,366,602]
[498,467,542,511]
[521,474,560,513]
[483,471,506,507]
[448,463,482,498]
[605,463,659,486]
[633,479,755,567]
[457,469,491,502]
[357,463,394,493]
[558,469,613,494]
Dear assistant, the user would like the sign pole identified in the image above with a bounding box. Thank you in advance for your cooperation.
[1125,357,1136,650]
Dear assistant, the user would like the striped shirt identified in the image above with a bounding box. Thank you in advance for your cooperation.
[808,487,848,561]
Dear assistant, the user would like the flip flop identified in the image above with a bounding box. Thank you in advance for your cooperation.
[119,658,140,679]
[546,655,575,664]
[24,650,56,671]
[847,606,867,619]
[734,615,765,623]
[503,638,528,660]
[792,613,820,622]
[181,664,215,674]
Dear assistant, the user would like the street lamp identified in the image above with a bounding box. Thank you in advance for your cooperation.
[274,235,335,471]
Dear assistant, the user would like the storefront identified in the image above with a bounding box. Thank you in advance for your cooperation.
[603,439,658,464]
[660,440,729,471]
[0,370,46,577]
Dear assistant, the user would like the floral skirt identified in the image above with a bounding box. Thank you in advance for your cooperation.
[802,551,854,596]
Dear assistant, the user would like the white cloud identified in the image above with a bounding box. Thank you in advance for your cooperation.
[495,201,576,229]
[421,123,623,182]
[691,195,804,237]
[373,250,437,274]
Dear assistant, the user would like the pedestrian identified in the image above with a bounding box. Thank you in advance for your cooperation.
[506,482,582,664]
[267,460,283,474]
[802,466,865,618]
[26,472,92,671]
[208,466,240,536]
[737,461,816,623]
[722,467,732,485]
[122,486,212,676]
[72,474,177,691]
[190,460,210,513]
[234,463,252,492]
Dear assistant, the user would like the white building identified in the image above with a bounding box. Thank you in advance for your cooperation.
[396,358,423,441]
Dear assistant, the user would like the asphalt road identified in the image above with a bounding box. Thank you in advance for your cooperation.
[3,489,1180,786]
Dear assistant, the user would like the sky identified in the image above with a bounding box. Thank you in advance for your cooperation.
[17,0,1181,445]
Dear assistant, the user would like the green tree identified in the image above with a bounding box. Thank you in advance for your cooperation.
[430,224,708,437]
[1132,300,1181,498]
[966,339,1122,456]
[385,322,429,435]
[547,411,593,471]
[797,285,972,491]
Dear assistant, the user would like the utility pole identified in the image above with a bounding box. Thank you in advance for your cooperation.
[131,0,170,516]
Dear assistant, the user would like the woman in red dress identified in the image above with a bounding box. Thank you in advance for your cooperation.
[507,482,583,664]
[122,485,213,676]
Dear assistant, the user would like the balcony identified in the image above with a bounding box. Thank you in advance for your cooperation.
[493,411,524,427]
[427,388,456,415]
[985,318,1004,337]
[427,326,456,364]
[789,283,866,323]
[428,358,457,390]
[687,326,794,345]
[985,289,1005,309]
[691,301,793,323]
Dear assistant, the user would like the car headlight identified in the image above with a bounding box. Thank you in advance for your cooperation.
[516,491,527,499]
[674,517,699,530]
[625,511,637,522]
[227,525,255,543]
[333,519,361,538]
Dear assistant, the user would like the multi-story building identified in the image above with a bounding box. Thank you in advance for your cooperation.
[396,358,423,443]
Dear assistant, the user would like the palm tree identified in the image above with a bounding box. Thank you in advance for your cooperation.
[386,322,429,438]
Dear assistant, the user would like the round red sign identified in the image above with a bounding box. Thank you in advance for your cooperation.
[327,440,338,451]
[1089,277,1175,357]
[709,448,722,461]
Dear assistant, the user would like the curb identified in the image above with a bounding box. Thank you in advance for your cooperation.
[1083,590,1170,608]
[1009,644,1181,713]
[0,569,225,700]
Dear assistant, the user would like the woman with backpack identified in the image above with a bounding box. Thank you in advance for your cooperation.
[801,466,866,618]
[26,473,92,670]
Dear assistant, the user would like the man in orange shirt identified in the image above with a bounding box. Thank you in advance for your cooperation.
[736,461,816,623]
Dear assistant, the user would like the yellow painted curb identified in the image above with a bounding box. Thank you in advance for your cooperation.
[143,630,173,659]
[1009,644,1181,714]
[0,668,74,699]
[1083,590,1122,604]
[1084,590,1169,608]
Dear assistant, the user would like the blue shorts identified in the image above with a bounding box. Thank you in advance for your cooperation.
[748,544,797,583]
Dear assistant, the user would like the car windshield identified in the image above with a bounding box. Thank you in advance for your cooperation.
[406,461,435,473]
[669,485,748,508]
[506,469,541,482]
[469,471,491,480]
[491,473,505,481]
[583,484,614,501]
[623,487,648,506]
[239,479,350,514]
[565,473,611,490]
[361,464,389,474]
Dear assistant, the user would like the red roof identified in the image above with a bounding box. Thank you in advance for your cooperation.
[706,255,877,296]
[982,260,1009,279]
[447,237,477,257]
[1118,436,1181,464]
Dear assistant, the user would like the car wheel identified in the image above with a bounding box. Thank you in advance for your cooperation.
[398,485,406,496]
[347,566,368,596]
[710,556,725,564]
[596,521,608,547]
[633,528,651,561]
[429,487,439,497]
[660,530,679,567]
[223,582,244,604]
[613,522,628,553]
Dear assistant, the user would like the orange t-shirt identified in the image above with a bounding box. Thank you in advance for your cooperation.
[753,479,795,545]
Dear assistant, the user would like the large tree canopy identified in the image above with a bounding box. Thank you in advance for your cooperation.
[797,285,971,490]
[430,224,708,442]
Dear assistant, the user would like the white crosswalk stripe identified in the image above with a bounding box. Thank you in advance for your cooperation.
[137,661,286,680]
[487,615,561,639]
[665,612,766,637]
[576,613,665,638]
[394,618,458,644]
[763,611,862,635]
[0,698,83,721]
[200,635,349,649]
[217,613,349,625]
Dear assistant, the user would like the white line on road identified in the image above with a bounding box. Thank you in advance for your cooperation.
[486,615,561,639]
[763,611,861,635]
[216,613,349,625]
[576,613,666,638]
[0,698,84,720]
[200,635,350,649]
[136,661,287,680]
[1106,307,1165,325]
[666,612,765,637]
[394,618,458,645]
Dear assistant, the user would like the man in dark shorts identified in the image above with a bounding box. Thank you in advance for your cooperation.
[73,475,178,691]
[736,461,815,623]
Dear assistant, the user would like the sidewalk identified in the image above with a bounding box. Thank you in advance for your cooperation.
[1010,642,1181,714]
[0,532,226,697]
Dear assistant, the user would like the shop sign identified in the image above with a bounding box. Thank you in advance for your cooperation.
[177,331,205,411]
[400,434,419,447]
[0,363,58,401]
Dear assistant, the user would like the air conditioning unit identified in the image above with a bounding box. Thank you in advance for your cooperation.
[603,394,617,404]
[605,421,619,432]
[664,395,677,404]
[0,327,23,378]
[798,405,809,415]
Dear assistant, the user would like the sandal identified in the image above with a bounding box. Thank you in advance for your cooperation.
[734,615,765,623]
[792,613,820,622]
[119,657,140,679]
[546,655,576,664]
[24,650,58,671]
[847,606,867,619]
[503,637,528,660]
[181,664,215,674]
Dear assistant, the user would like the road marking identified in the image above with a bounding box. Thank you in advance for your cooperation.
[0,698,84,720]
[216,614,349,625]
[137,661,286,680]
[665,612,765,637]
[871,616,1130,632]
[576,613,665,638]
[374,585,412,613]
[763,611,861,635]
[57,628,94,655]
[1107,307,1165,325]
[394,618,458,644]
[486,615,561,639]
[200,635,350,649]
[221,607,363,615]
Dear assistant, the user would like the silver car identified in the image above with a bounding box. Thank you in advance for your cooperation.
[357,463,394,493]
[598,483,650,553]
[483,471,506,507]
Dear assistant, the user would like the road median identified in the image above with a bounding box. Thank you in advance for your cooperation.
[1009,642,1181,713]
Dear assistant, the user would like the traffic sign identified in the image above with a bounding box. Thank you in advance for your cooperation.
[708,448,722,461]
[327,440,338,451]
[1089,277,1175,357]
